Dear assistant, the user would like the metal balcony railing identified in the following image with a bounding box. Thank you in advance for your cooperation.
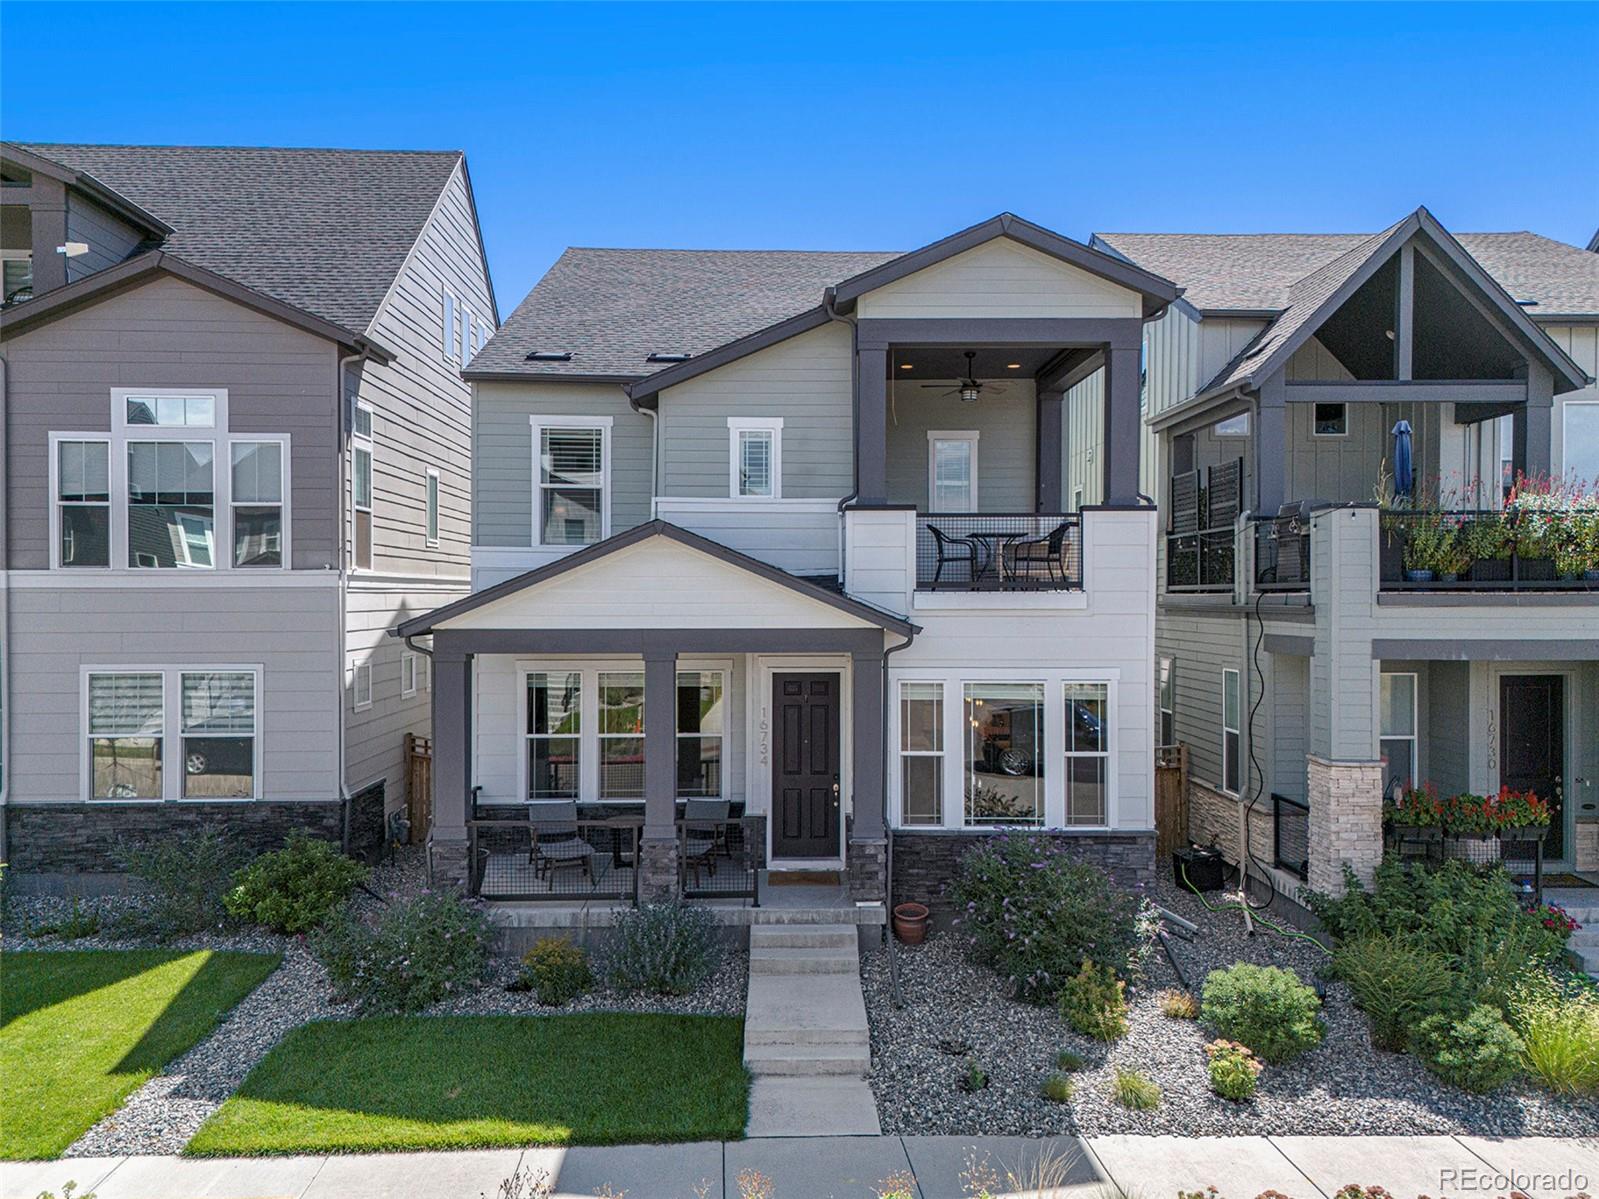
[914,513,1082,592]
[1378,509,1599,592]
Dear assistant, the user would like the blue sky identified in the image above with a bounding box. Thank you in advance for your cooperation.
[4,2,1595,315]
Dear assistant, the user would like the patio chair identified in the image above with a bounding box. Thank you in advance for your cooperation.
[927,523,980,588]
[527,800,598,891]
[1005,520,1075,587]
[681,798,730,888]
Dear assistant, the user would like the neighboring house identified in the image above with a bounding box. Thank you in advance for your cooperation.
[0,142,495,882]
[1082,208,1599,895]
[394,214,1178,907]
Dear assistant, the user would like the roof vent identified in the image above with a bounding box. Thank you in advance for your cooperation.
[646,352,692,363]
[525,351,573,362]
[1515,299,1539,307]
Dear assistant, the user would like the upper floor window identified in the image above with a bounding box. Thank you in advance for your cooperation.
[231,442,285,567]
[532,417,611,546]
[2,248,32,307]
[728,417,783,498]
[56,439,111,567]
[353,403,373,570]
[127,394,214,427]
[1566,401,1599,483]
[441,289,459,364]
[425,468,440,547]
[1214,412,1250,438]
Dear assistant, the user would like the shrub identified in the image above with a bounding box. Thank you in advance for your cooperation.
[1159,988,1199,1020]
[948,834,1142,1003]
[606,900,720,996]
[30,898,102,941]
[1413,1005,1524,1093]
[1058,960,1129,1041]
[312,889,491,1013]
[519,936,593,1006]
[224,834,368,934]
[1110,1067,1160,1110]
[1040,1071,1074,1103]
[118,825,246,938]
[1510,978,1599,1096]
[957,1055,989,1093]
[1332,934,1455,1051]
[1201,963,1324,1065]
[1055,1048,1085,1072]
[1205,1039,1263,1102]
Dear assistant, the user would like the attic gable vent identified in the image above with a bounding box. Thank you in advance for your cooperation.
[646,352,692,363]
[525,351,573,362]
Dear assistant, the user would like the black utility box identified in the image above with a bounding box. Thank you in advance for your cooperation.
[1172,845,1227,892]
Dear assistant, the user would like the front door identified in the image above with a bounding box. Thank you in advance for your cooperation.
[772,673,841,859]
[1500,674,1565,861]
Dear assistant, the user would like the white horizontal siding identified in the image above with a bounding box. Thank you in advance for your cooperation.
[856,239,1142,320]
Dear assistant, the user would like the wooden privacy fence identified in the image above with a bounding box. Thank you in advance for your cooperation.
[404,733,432,845]
[1154,743,1188,858]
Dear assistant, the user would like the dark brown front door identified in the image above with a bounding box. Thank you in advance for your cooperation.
[1500,674,1565,860]
[772,673,841,859]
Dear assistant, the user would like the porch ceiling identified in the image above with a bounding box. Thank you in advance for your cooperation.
[889,345,1058,378]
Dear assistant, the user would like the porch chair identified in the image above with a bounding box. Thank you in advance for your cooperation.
[681,798,730,888]
[527,800,598,891]
[927,523,980,589]
[1005,520,1076,587]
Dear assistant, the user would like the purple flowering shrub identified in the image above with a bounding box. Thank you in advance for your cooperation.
[947,834,1142,1004]
[312,889,491,1013]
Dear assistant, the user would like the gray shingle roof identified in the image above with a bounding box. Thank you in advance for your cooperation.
[14,143,463,334]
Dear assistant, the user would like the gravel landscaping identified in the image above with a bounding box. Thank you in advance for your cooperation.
[863,875,1599,1138]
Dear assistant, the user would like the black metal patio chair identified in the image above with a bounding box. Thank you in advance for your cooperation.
[927,523,980,588]
[527,800,598,890]
[1005,520,1075,587]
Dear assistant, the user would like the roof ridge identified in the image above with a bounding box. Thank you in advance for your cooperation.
[562,245,903,256]
[15,141,462,156]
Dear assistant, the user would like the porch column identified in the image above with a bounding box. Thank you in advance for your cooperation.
[1517,366,1554,480]
[848,646,887,901]
[1036,387,1065,511]
[1102,342,1142,505]
[429,649,473,889]
[640,648,679,898]
[856,342,889,504]
[1254,376,1287,515]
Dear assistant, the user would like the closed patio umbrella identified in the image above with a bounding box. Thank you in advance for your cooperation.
[1392,419,1413,498]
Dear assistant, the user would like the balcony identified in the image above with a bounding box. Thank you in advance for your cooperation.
[1378,509,1599,593]
[914,512,1082,592]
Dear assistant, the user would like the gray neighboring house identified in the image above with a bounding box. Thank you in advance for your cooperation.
[1077,208,1599,895]
[0,142,496,884]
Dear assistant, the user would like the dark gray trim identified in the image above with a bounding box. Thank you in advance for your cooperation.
[626,306,833,400]
[643,650,676,833]
[393,520,918,639]
[1036,347,1103,394]
[1104,344,1141,504]
[1283,381,1527,405]
[465,370,647,386]
[844,503,919,512]
[850,645,886,842]
[1396,242,1415,380]
[1371,638,1599,661]
[827,213,1182,317]
[1453,400,1524,425]
[855,317,1144,350]
[1264,633,1315,656]
[431,651,472,844]
[1036,388,1064,512]
[1588,228,1599,254]
[1159,595,1314,619]
[433,627,889,657]
[1255,374,1287,515]
[1375,592,1598,608]
[1148,387,1252,434]
[856,345,889,504]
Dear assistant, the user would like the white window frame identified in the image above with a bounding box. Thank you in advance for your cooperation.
[1214,412,1250,438]
[352,661,373,711]
[529,416,612,548]
[1062,681,1112,827]
[229,437,291,569]
[441,289,459,364]
[1312,402,1349,438]
[80,665,262,802]
[50,435,113,570]
[425,467,440,547]
[1222,668,1242,796]
[896,680,945,827]
[1563,400,1599,483]
[352,402,374,571]
[927,430,980,513]
[1380,671,1418,791]
[1158,657,1175,748]
[676,668,727,800]
[401,652,419,698]
[727,417,784,499]
[459,302,473,365]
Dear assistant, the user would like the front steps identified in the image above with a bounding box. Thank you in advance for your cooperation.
[1564,905,1599,978]
[742,923,880,1136]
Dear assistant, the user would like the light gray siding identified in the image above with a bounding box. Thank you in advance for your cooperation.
[1270,652,1309,801]
[1425,659,1470,794]
[1065,368,1104,509]
[1154,604,1244,792]
[886,378,1036,510]
[1544,323,1599,479]
[64,193,143,280]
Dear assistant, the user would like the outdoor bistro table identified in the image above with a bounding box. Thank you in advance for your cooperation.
[964,530,1027,588]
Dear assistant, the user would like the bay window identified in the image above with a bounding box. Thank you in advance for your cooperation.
[677,671,724,798]
[898,682,943,826]
[86,668,258,801]
[534,419,609,546]
[1063,682,1109,826]
[964,683,1044,826]
[56,439,110,567]
[527,671,581,799]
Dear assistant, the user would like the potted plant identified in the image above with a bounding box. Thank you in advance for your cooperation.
[1459,512,1512,582]
[1494,786,1551,844]
[1441,791,1501,862]
[1384,782,1444,850]
[892,900,930,945]
[1506,475,1569,581]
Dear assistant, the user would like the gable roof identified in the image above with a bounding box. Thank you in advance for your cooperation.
[392,520,918,639]
[7,143,466,335]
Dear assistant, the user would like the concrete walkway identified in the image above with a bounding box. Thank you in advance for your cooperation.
[9,1135,1596,1199]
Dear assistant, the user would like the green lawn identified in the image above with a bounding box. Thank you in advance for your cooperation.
[186,1013,750,1155]
[1,949,282,1160]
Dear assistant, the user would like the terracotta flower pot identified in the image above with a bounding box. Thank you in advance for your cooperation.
[892,901,930,945]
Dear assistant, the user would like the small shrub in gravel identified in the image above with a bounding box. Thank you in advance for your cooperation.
[948,834,1141,1003]
[1412,1004,1524,1093]
[30,898,101,940]
[606,900,720,996]
[1332,934,1454,1051]
[1205,1038,1263,1102]
[1200,962,1324,1065]
[519,936,593,1006]
[1510,976,1599,1096]
[1055,1048,1085,1072]
[312,889,491,1013]
[1159,988,1199,1019]
[957,1055,989,1092]
[119,825,246,938]
[225,833,369,934]
[1058,960,1128,1041]
[1040,1071,1074,1102]
[1110,1067,1160,1110]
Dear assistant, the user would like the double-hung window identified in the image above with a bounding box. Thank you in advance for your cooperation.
[1158,658,1175,747]
[181,672,257,799]
[401,652,419,698]
[1380,672,1417,793]
[964,682,1044,825]
[352,404,373,570]
[727,417,782,498]
[928,431,979,512]
[1222,668,1242,795]
[527,672,581,799]
[441,289,459,363]
[86,669,257,800]
[677,671,724,798]
[533,418,609,546]
[352,662,372,711]
[231,441,285,567]
[87,672,164,799]
[898,682,943,826]
[56,439,111,567]
[1063,682,1109,825]
[425,468,440,547]
[598,672,644,800]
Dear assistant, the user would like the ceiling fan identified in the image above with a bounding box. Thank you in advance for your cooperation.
[921,350,1010,403]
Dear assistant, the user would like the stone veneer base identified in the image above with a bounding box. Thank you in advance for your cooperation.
[890,828,1156,916]
[1306,755,1383,896]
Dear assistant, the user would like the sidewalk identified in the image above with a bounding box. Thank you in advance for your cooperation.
[6,1134,1596,1199]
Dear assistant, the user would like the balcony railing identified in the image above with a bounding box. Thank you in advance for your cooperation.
[914,513,1082,591]
[1379,510,1599,592]
[469,816,641,902]
[1272,793,1309,881]
[1165,460,1242,593]
[1254,514,1312,592]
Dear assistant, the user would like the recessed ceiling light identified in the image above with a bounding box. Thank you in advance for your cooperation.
[1006,363,1022,369]
[899,363,913,370]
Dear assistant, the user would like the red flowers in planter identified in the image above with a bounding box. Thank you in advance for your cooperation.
[1383,782,1549,836]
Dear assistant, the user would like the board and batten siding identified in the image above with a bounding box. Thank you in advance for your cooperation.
[1,273,341,571]
[64,193,145,280]
[855,239,1142,320]
[1065,367,1104,510]
[1543,324,1599,479]
[473,380,653,547]
[3,581,341,802]
[886,378,1037,510]
[658,321,853,501]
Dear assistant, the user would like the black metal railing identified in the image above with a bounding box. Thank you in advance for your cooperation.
[1167,529,1237,592]
[678,815,762,903]
[1379,509,1599,592]
[914,513,1082,592]
[1166,461,1242,593]
[469,816,641,902]
[1254,515,1312,592]
[1272,793,1309,881]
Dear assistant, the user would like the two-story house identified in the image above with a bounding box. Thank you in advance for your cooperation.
[393,214,1177,910]
[1085,209,1599,897]
[0,143,495,885]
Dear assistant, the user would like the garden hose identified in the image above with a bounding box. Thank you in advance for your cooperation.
[1177,860,1329,956]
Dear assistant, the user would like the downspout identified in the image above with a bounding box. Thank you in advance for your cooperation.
[826,289,859,581]
[0,351,9,864]
[336,346,372,852]
[625,387,659,515]
[882,626,916,1008]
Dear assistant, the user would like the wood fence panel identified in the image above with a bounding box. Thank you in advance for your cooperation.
[1154,743,1188,859]
[405,733,432,845]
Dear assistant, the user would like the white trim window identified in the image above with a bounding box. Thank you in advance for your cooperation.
[425,467,440,547]
[676,670,724,798]
[1312,402,1348,437]
[532,418,611,546]
[180,671,258,799]
[898,681,943,826]
[352,662,373,711]
[2,246,32,304]
[1380,671,1418,793]
[598,670,644,800]
[1158,657,1175,747]
[441,289,459,364]
[928,431,979,512]
[352,403,374,570]
[231,440,286,567]
[55,438,111,568]
[86,672,164,799]
[527,671,581,799]
[1565,400,1599,483]
[401,652,419,698]
[727,417,783,499]
[963,682,1045,826]
[1214,412,1250,438]
[84,668,259,801]
[1222,668,1241,795]
[126,440,215,568]
[1063,682,1110,826]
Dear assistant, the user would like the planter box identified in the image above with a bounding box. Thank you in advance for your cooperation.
[1498,826,1549,844]
[1467,558,1512,583]
[1389,824,1442,842]
[1444,834,1501,863]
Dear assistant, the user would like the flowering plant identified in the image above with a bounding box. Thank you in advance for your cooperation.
[1530,901,1580,941]
[1505,473,1599,573]
[1438,791,1499,838]
[1384,782,1444,829]
[1493,786,1552,830]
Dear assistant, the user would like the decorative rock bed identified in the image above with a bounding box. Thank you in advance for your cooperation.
[862,875,1599,1138]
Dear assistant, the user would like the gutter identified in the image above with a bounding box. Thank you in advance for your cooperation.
[881,625,916,1008]
[336,346,373,851]
[825,288,860,576]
